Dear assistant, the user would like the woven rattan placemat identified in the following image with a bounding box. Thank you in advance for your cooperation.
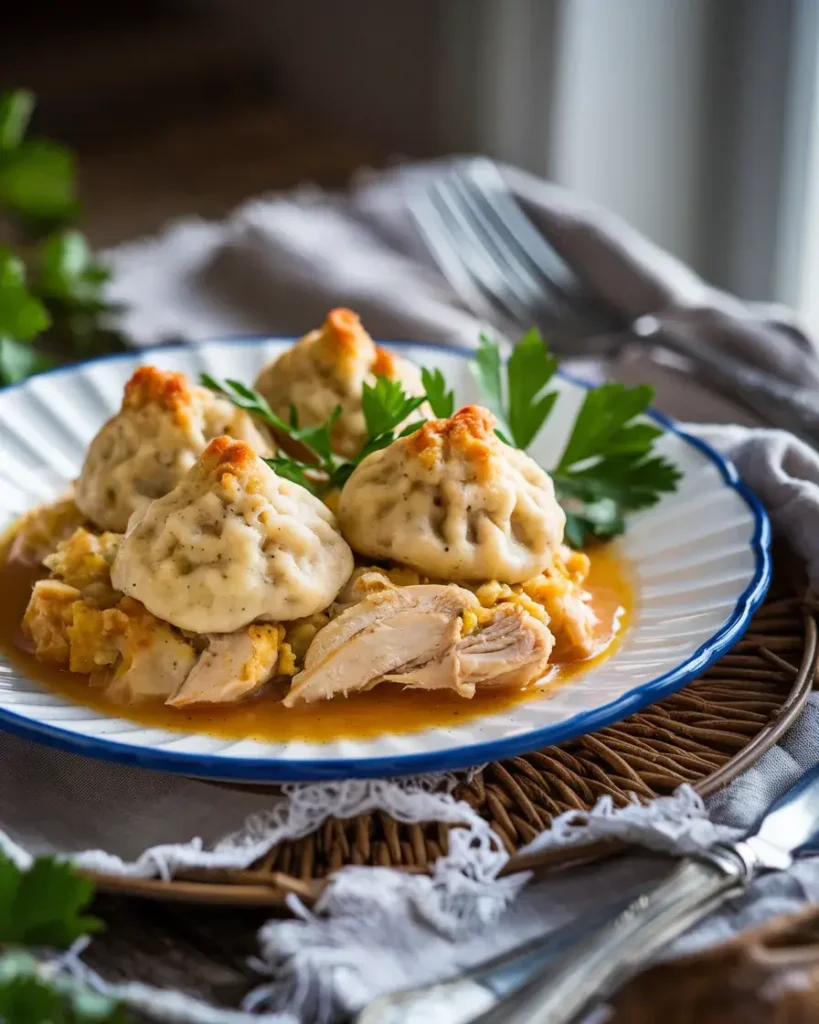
[88,547,816,906]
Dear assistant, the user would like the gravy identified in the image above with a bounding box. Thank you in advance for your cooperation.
[0,548,632,743]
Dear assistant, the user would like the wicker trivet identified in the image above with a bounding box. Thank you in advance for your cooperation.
[88,548,818,906]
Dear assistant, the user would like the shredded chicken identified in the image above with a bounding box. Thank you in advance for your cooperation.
[167,624,282,707]
[284,584,554,706]
[284,584,478,705]
[456,605,554,688]
[99,598,197,704]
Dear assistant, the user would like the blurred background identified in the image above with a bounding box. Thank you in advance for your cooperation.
[3,0,818,328]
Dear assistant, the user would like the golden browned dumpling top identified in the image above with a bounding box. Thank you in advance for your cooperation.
[74,366,273,533]
[338,406,566,583]
[253,307,428,457]
[111,436,354,633]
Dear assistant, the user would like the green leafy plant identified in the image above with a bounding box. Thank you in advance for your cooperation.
[420,367,454,418]
[0,90,77,225]
[0,90,125,386]
[202,374,428,495]
[0,852,125,1023]
[473,330,681,546]
[0,249,51,384]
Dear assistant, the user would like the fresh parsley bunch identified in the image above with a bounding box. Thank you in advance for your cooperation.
[201,374,428,495]
[0,90,124,387]
[0,852,126,1023]
[473,330,680,546]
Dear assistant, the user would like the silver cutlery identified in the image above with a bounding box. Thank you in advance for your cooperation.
[409,157,819,444]
[355,762,819,1024]
[353,885,644,1024]
[472,761,819,1024]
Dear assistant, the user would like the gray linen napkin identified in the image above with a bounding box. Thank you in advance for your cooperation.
[4,161,819,1021]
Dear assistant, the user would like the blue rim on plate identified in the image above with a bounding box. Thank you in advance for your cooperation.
[0,338,773,780]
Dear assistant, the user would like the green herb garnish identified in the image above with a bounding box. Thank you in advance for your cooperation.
[0,89,126,386]
[420,367,454,418]
[0,248,51,385]
[473,331,681,546]
[201,373,429,497]
[0,852,126,1023]
[0,855,101,948]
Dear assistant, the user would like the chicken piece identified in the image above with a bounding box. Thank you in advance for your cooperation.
[283,584,480,705]
[285,586,555,706]
[21,580,82,665]
[44,528,122,608]
[167,624,282,708]
[98,598,196,704]
[456,606,554,688]
[6,496,86,567]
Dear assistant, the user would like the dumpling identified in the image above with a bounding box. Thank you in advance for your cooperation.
[253,307,428,457]
[75,366,273,532]
[338,406,565,583]
[111,436,354,633]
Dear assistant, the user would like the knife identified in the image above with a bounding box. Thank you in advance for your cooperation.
[471,762,819,1024]
[353,885,645,1024]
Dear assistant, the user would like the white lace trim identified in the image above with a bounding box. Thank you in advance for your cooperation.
[1,784,723,1023]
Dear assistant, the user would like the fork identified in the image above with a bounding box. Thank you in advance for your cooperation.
[409,158,819,443]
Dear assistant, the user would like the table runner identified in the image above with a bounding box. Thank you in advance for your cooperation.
[3,160,819,1022]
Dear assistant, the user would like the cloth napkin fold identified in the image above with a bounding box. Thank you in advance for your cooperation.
[3,160,819,1023]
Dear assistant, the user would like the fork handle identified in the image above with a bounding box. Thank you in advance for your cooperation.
[471,852,748,1024]
[634,316,819,441]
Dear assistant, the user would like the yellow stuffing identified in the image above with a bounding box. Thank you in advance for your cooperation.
[68,602,119,674]
[6,496,86,567]
[243,624,284,682]
[277,641,297,677]
[22,580,82,665]
[461,607,479,636]
[44,528,122,606]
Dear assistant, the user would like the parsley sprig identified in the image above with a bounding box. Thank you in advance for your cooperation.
[0,89,127,387]
[201,374,428,495]
[420,367,454,418]
[473,330,681,546]
[0,852,126,1023]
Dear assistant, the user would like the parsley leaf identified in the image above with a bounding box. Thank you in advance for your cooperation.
[35,231,112,312]
[472,332,507,426]
[0,91,34,153]
[0,855,101,948]
[471,329,681,547]
[472,330,557,446]
[0,952,127,1024]
[420,367,454,418]
[0,140,77,224]
[361,377,426,439]
[0,249,50,341]
[204,372,429,496]
[0,248,52,386]
[506,328,559,449]
[551,382,681,545]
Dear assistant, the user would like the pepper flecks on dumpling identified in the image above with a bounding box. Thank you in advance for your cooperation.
[338,406,566,583]
[74,366,274,533]
[111,436,354,633]
[253,307,428,458]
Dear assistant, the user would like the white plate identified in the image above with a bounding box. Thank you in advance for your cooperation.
[0,339,771,781]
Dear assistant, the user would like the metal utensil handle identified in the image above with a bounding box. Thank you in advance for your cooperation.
[642,322,819,441]
[473,855,747,1024]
